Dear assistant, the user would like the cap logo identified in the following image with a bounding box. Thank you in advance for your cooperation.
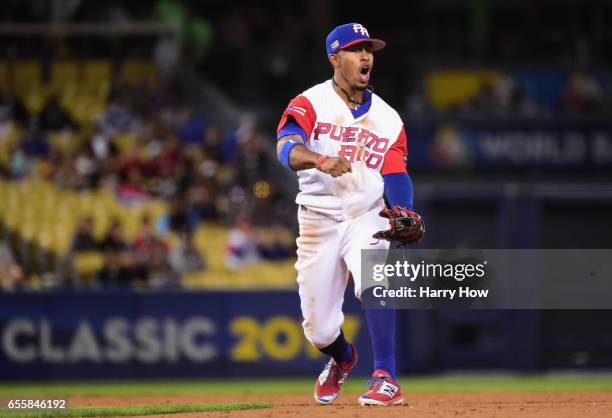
[352,24,369,36]
[331,40,340,50]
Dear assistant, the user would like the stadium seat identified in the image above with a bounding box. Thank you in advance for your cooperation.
[73,250,105,280]
[194,223,227,271]
[11,62,45,114]
[426,70,504,110]
[0,62,7,89]
[119,59,159,85]
[83,60,112,87]
[50,61,79,96]
[12,61,42,93]
[113,133,138,153]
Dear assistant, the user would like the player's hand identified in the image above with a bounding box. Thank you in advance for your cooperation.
[317,156,352,177]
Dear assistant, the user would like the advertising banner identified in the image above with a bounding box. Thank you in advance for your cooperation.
[0,291,372,380]
[407,122,612,170]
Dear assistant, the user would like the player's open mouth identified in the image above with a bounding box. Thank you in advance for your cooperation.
[359,66,370,83]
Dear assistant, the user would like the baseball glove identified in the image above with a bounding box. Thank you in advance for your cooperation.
[373,205,425,244]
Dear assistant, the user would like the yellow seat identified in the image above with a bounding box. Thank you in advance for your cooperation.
[0,62,7,89]
[194,223,227,271]
[10,62,44,114]
[83,60,111,87]
[113,133,138,153]
[22,86,47,115]
[426,70,504,110]
[164,231,180,249]
[53,223,75,256]
[69,95,104,125]
[119,59,158,85]
[38,229,54,251]
[50,61,79,96]
[73,251,105,279]
[12,61,42,93]
[242,260,296,289]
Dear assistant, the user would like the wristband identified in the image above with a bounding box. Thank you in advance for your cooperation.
[315,155,329,171]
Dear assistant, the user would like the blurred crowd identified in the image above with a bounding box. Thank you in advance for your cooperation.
[0,65,295,292]
[444,73,612,118]
[68,213,204,290]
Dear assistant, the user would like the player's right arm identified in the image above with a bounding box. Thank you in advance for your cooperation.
[276,96,351,177]
[277,134,352,176]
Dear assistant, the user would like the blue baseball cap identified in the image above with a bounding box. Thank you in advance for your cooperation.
[326,23,386,56]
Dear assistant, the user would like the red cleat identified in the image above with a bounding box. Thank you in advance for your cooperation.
[358,369,404,406]
[313,344,358,404]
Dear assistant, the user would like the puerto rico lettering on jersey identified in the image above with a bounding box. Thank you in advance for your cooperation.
[313,122,390,169]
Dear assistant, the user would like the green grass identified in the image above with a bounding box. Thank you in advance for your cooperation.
[2,402,272,418]
[1,374,612,398]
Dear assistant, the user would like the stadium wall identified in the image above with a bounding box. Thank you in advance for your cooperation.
[0,291,543,380]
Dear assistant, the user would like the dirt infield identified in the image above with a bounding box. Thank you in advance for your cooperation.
[71,391,612,417]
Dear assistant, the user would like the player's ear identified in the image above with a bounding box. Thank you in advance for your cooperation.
[328,54,339,69]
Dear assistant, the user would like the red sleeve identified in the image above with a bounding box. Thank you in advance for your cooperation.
[276,95,317,140]
[380,127,408,175]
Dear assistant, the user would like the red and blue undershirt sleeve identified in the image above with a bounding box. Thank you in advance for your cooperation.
[381,128,413,210]
[277,95,316,141]
[276,96,317,169]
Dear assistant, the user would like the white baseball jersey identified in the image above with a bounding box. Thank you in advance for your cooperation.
[277,79,408,222]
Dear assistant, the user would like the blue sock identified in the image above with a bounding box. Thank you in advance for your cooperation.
[319,329,353,364]
[365,308,396,377]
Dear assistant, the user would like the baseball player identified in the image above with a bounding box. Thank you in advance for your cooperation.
[276,23,424,406]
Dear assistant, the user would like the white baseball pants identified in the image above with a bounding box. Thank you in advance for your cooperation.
[295,205,389,348]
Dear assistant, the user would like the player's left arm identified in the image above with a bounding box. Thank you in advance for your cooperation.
[380,127,413,209]
[374,127,424,244]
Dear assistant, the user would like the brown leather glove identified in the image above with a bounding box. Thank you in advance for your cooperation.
[373,205,425,244]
